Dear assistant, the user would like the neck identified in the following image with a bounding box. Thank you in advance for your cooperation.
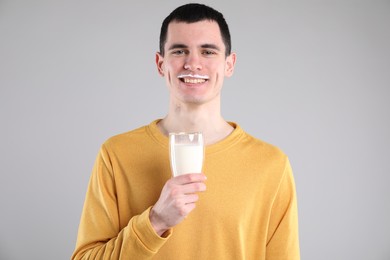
[157,100,233,145]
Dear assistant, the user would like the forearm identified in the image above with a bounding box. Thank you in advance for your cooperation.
[72,207,171,260]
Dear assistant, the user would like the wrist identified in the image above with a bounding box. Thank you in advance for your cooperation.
[149,207,169,237]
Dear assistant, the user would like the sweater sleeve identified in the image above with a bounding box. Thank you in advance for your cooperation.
[71,145,172,260]
[266,158,300,260]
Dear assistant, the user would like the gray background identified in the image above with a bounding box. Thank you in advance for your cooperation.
[0,0,389,259]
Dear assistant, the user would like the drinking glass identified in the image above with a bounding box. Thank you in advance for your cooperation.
[169,132,204,177]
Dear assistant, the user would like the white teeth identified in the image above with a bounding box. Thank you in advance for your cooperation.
[178,74,209,79]
[177,74,208,84]
[184,78,206,84]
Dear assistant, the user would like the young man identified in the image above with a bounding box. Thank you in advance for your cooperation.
[72,3,300,259]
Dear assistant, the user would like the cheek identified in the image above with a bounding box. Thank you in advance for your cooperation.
[164,61,181,84]
[207,60,227,74]
[166,59,182,70]
[165,63,182,81]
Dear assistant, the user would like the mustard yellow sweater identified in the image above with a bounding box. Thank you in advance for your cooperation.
[72,120,300,259]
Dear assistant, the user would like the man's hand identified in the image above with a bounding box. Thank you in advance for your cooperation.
[149,173,207,236]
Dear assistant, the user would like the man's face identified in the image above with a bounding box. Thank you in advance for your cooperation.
[156,20,236,106]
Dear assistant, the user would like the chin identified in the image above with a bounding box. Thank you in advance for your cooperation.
[180,96,206,105]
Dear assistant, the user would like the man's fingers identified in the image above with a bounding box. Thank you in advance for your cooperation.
[167,179,206,196]
[183,193,199,204]
[172,173,207,184]
[150,174,206,233]
[181,182,206,194]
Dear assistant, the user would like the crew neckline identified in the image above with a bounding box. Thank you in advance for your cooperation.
[146,119,245,154]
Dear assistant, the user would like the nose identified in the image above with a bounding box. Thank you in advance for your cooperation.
[184,52,202,71]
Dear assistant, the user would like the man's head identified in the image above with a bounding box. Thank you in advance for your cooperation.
[159,3,231,57]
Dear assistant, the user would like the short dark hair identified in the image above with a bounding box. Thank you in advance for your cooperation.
[159,3,231,57]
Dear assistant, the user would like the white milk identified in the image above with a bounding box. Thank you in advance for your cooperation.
[171,144,203,176]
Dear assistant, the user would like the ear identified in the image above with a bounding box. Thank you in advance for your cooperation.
[225,52,236,77]
[156,52,165,77]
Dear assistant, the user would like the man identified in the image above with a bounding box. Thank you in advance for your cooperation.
[72,3,300,259]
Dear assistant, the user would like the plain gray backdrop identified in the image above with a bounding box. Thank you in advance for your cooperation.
[1,0,389,259]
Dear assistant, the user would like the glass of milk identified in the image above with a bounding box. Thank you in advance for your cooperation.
[169,132,204,177]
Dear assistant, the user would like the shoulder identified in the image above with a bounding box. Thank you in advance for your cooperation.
[231,124,290,175]
[99,124,151,155]
[107,125,147,143]
[241,130,287,160]
[226,121,288,162]
[242,132,294,188]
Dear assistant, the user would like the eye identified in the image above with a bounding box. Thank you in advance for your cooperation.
[172,50,186,56]
[202,50,217,56]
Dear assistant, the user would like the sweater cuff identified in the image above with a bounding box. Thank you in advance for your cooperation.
[132,206,172,253]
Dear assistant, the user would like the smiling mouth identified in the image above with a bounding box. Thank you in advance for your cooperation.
[177,74,209,84]
[181,78,207,84]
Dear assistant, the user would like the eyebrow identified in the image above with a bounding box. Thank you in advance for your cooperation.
[168,43,221,51]
[200,44,221,51]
